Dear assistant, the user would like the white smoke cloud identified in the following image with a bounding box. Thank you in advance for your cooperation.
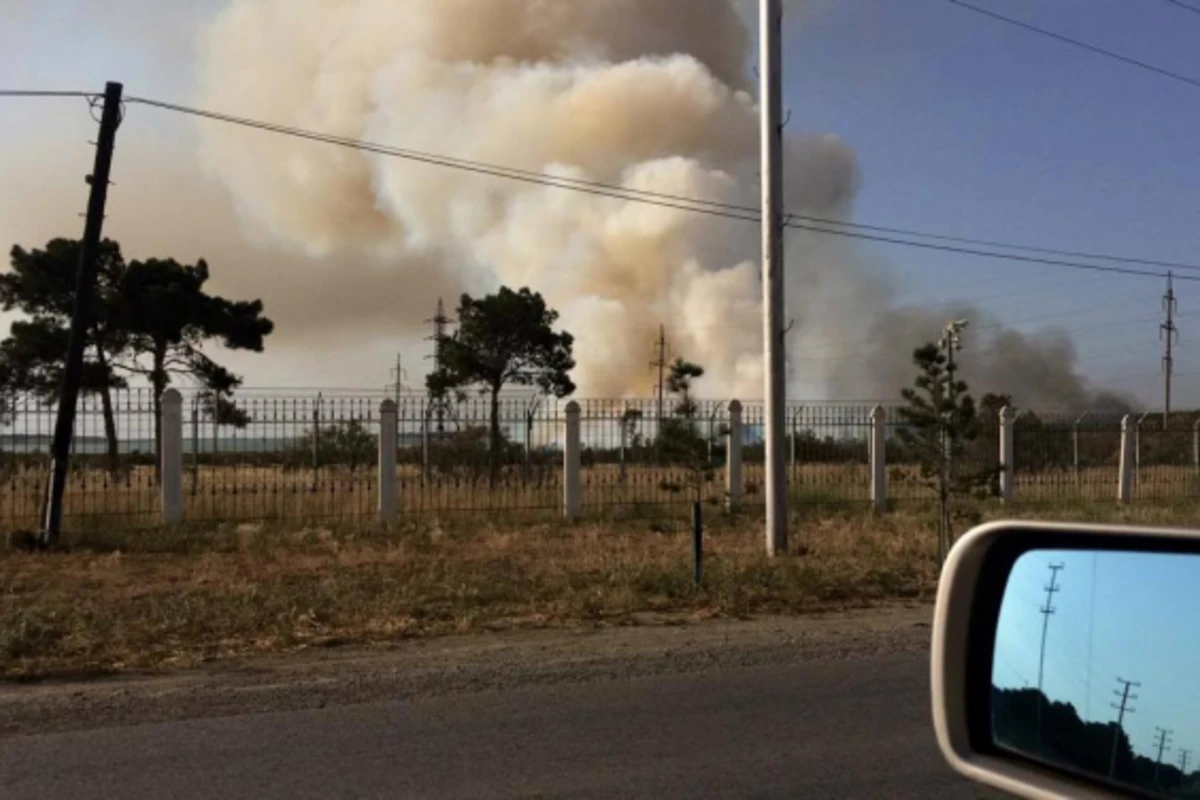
[195,0,825,398]
[193,0,1130,408]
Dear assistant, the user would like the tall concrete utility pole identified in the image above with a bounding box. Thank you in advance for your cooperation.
[1109,677,1140,779]
[761,0,788,557]
[1036,562,1064,733]
[42,81,124,548]
[1162,271,1179,430]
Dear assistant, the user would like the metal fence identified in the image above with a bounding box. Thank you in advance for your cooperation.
[4,389,1200,533]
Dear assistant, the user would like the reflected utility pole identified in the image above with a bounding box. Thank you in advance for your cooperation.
[1108,677,1140,779]
[1154,727,1173,787]
[1036,563,1065,733]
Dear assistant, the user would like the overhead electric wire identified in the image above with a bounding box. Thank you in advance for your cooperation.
[947,0,1200,91]
[781,223,1200,281]
[0,90,96,98]
[4,92,1190,279]
[122,96,1200,285]
[1165,0,1200,16]
[129,95,1200,273]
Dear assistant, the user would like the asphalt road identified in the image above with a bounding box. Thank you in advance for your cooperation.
[0,650,996,799]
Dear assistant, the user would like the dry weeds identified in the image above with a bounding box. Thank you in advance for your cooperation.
[5,500,1200,681]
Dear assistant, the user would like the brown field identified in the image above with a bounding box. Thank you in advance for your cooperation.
[6,501,1200,681]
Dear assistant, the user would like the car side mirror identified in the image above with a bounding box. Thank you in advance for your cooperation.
[932,521,1200,799]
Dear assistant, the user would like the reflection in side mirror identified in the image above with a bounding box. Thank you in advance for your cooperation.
[993,550,1200,797]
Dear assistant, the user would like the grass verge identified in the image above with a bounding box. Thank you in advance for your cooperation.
[4,501,1200,681]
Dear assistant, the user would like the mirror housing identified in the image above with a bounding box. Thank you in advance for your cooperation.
[932,520,1200,800]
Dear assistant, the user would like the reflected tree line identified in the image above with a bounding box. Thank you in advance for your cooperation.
[997,558,1199,796]
[995,687,1200,795]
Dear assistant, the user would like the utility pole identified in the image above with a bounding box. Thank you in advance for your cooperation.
[935,319,969,562]
[1036,562,1065,733]
[1154,727,1173,786]
[389,354,407,409]
[1181,748,1193,779]
[1162,271,1179,430]
[650,325,669,431]
[940,320,969,388]
[761,0,788,557]
[41,81,123,549]
[425,298,454,435]
[1109,677,1140,779]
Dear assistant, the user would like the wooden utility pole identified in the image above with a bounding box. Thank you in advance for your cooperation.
[1162,271,1179,430]
[41,81,123,548]
[762,0,788,557]
[1154,727,1173,786]
[1109,677,1140,779]
[1036,562,1064,733]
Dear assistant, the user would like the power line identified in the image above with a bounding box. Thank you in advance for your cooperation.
[123,96,758,220]
[783,222,1200,281]
[0,90,96,98]
[121,95,1200,284]
[9,89,1200,278]
[948,0,1200,92]
[1165,0,1200,16]
[125,95,1200,272]
[796,217,1200,273]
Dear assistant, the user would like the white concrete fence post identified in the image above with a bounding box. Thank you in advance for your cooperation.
[1072,412,1089,493]
[1118,414,1135,504]
[999,406,1015,503]
[726,400,744,510]
[870,405,887,513]
[160,389,184,525]
[378,399,398,524]
[1193,418,1200,478]
[564,401,582,520]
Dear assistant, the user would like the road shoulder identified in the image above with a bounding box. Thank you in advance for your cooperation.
[0,603,933,738]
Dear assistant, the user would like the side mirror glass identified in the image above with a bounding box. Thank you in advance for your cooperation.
[932,522,1200,800]
[994,549,1200,796]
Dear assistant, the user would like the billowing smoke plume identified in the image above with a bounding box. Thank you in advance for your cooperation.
[196,0,1130,409]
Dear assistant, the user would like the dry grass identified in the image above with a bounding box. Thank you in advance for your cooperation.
[0,510,937,681]
[6,499,1200,682]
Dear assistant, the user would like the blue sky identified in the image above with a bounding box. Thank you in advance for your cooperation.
[1,0,1198,400]
[785,0,1200,404]
[995,548,1200,766]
